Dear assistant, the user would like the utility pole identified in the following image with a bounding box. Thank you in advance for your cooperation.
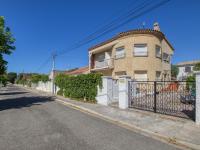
[52,52,57,94]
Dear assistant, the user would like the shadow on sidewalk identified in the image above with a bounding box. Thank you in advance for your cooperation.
[0,92,28,96]
[0,96,55,111]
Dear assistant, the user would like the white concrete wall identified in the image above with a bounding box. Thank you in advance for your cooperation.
[31,81,60,94]
[118,76,131,109]
[196,72,200,125]
[96,76,113,106]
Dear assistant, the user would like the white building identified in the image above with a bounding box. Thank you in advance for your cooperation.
[176,60,200,80]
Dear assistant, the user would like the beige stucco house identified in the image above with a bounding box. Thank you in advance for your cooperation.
[88,23,174,81]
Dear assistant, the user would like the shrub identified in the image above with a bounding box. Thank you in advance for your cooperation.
[55,73,102,102]
[0,75,7,87]
[186,76,195,91]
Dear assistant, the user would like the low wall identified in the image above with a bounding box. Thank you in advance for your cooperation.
[31,81,59,94]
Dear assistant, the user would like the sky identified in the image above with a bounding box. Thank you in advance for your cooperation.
[0,0,200,74]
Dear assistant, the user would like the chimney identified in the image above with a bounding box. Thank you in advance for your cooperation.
[153,22,160,31]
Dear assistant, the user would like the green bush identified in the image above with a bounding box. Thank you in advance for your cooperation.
[186,76,195,90]
[55,73,102,102]
[0,75,8,87]
[16,73,49,85]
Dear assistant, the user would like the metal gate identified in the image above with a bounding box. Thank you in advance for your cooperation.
[128,81,196,120]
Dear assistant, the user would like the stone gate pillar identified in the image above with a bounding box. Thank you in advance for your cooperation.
[96,76,113,106]
[195,72,200,125]
[119,76,131,109]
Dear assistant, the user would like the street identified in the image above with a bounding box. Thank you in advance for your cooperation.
[0,85,180,150]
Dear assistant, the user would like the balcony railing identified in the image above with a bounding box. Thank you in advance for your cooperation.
[92,58,114,70]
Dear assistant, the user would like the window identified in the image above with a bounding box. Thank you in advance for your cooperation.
[155,45,161,58]
[115,47,125,59]
[163,53,170,63]
[96,53,105,62]
[134,44,148,56]
[185,66,191,73]
[134,71,148,81]
[156,71,161,81]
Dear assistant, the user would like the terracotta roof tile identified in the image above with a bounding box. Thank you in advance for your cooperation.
[89,29,174,51]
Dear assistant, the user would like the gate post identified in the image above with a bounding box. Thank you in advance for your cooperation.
[96,76,113,106]
[195,72,200,125]
[119,76,131,109]
[154,81,157,113]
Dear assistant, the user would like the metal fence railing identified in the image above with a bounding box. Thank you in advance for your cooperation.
[128,81,196,120]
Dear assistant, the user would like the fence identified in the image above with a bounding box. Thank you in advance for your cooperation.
[128,81,195,120]
[96,73,200,124]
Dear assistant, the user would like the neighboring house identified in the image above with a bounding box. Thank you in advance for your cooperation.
[64,66,89,76]
[49,66,89,79]
[176,60,200,80]
[88,23,174,81]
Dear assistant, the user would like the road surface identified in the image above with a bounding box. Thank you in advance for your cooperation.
[0,85,180,150]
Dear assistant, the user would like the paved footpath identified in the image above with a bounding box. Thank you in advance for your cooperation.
[0,85,181,150]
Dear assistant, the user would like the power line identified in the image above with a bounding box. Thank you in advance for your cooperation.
[34,55,51,73]
[36,0,171,72]
[57,0,155,56]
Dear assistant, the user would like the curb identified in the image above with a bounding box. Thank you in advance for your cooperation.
[16,85,199,150]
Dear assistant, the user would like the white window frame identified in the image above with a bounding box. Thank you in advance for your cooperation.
[134,44,148,57]
[134,71,148,81]
[163,53,170,63]
[115,47,125,59]
[156,71,161,81]
[155,45,162,58]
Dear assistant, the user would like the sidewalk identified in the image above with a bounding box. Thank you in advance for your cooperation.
[19,85,200,150]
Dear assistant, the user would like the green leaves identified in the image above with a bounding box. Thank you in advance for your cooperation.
[0,16,15,75]
[193,62,200,71]
[171,65,179,78]
[7,72,17,83]
[55,73,102,102]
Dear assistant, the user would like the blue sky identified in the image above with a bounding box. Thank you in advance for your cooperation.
[1,0,200,73]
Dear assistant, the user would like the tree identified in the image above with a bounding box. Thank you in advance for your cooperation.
[193,62,200,71]
[0,75,7,87]
[7,72,17,83]
[171,65,179,78]
[0,16,15,75]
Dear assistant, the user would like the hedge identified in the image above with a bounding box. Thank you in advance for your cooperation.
[55,73,102,102]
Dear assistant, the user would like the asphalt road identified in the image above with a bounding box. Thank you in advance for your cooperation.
[0,85,180,150]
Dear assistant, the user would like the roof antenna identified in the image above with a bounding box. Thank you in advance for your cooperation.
[142,22,146,29]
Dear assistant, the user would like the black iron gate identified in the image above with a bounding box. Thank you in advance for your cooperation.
[128,81,196,120]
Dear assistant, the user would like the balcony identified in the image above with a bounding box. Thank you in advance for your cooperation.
[91,58,114,71]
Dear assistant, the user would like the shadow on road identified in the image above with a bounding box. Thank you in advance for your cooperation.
[0,96,55,111]
[0,92,28,96]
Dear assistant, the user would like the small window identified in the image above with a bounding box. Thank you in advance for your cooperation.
[134,44,148,56]
[96,53,105,62]
[185,66,191,73]
[163,53,170,63]
[134,71,148,81]
[115,47,125,59]
[156,71,161,81]
[155,45,161,58]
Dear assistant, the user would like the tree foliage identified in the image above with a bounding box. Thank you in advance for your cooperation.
[0,75,7,86]
[186,75,195,91]
[16,73,49,86]
[171,65,179,78]
[0,16,15,75]
[30,74,49,84]
[7,72,17,83]
[55,73,102,102]
[193,62,200,71]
